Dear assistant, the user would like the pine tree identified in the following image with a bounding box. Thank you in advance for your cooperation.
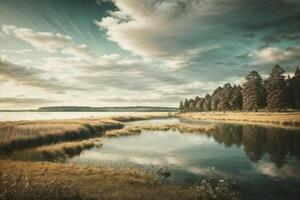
[242,70,265,112]
[266,65,286,111]
[183,99,189,112]
[179,101,184,113]
[211,87,222,111]
[195,98,205,111]
[286,75,295,108]
[230,85,243,111]
[188,99,196,112]
[292,67,300,109]
[203,94,211,111]
[217,83,232,112]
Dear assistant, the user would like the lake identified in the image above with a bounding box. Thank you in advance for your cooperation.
[68,118,300,200]
[0,111,165,121]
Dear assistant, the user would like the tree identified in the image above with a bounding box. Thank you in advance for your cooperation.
[195,98,205,111]
[203,94,211,111]
[217,83,232,112]
[292,67,300,109]
[183,99,189,112]
[188,99,196,112]
[179,101,184,113]
[242,70,265,112]
[266,65,286,111]
[230,85,243,111]
[286,75,295,108]
[211,87,222,111]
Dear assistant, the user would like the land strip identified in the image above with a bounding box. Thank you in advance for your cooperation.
[174,112,300,127]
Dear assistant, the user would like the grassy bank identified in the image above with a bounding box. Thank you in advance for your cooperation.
[105,127,142,137]
[0,114,170,154]
[132,123,216,133]
[104,123,216,138]
[11,139,102,161]
[0,160,240,200]
[175,112,300,127]
[0,120,123,154]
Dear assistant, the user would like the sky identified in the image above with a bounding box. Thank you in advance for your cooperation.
[0,0,300,109]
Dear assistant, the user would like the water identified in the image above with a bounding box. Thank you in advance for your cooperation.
[0,112,164,121]
[69,118,300,200]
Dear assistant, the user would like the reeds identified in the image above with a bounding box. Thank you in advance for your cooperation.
[0,120,123,154]
[174,112,300,127]
[0,172,82,200]
[131,124,216,133]
[0,160,240,200]
[105,127,142,137]
[36,139,101,160]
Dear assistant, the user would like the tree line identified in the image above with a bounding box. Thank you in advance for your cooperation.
[179,65,300,112]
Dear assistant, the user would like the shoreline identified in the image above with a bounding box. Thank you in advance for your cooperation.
[173,111,300,127]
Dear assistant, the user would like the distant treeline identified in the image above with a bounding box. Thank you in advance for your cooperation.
[38,106,178,112]
[179,65,300,112]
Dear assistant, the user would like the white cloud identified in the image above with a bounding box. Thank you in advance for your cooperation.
[254,162,300,179]
[95,0,223,69]
[257,45,300,63]
[0,48,33,54]
[2,25,93,61]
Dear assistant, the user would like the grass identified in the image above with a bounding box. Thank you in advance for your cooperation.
[130,124,216,134]
[0,119,123,154]
[103,123,216,138]
[0,114,171,154]
[0,172,82,200]
[11,139,102,162]
[0,160,240,200]
[105,127,142,137]
[174,111,300,127]
[108,113,169,122]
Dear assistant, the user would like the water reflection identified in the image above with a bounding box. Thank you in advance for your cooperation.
[208,124,300,168]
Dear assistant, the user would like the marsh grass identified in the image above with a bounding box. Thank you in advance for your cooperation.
[11,139,103,162]
[130,124,216,134]
[105,127,142,137]
[0,172,82,200]
[175,112,300,127]
[103,123,216,138]
[0,120,123,154]
[37,139,102,161]
[0,160,240,200]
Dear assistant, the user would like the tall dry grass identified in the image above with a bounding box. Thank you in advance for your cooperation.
[11,139,102,161]
[130,124,216,134]
[105,127,142,137]
[0,160,240,200]
[0,120,123,154]
[175,112,300,127]
[0,172,82,200]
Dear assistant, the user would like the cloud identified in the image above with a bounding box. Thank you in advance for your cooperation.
[96,0,300,70]
[257,45,300,64]
[0,57,82,93]
[2,24,93,60]
[0,97,57,105]
[0,48,33,54]
[254,162,300,180]
[95,0,225,69]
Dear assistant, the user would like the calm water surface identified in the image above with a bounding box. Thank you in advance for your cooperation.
[0,112,164,121]
[69,118,300,200]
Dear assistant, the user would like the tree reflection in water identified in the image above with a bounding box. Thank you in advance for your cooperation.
[207,123,300,168]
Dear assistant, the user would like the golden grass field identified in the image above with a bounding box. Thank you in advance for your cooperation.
[0,160,240,200]
[175,112,300,127]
